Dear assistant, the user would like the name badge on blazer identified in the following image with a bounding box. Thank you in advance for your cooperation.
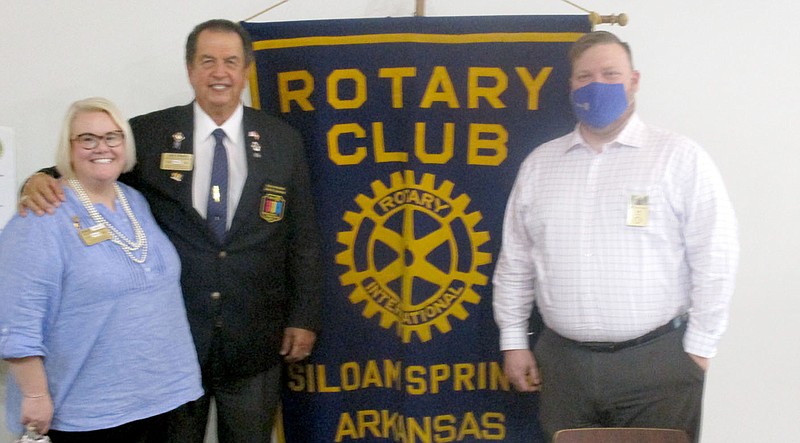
[160,153,194,171]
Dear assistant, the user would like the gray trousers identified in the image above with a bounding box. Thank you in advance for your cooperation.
[534,325,705,443]
[165,364,282,443]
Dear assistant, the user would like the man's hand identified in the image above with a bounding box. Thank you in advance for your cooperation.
[688,353,710,372]
[18,173,65,216]
[503,349,541,392]
[280,327,317,363]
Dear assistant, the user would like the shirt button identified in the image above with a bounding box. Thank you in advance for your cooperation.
[218,251,227,258]
[211,292,221,300]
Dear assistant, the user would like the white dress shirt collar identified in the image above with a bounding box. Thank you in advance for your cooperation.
[566,113,645,154]
[193,102,244,147]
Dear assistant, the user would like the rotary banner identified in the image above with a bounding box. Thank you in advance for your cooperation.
[242,15,589,442]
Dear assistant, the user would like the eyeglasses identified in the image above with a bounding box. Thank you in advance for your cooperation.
[71,131,125,150]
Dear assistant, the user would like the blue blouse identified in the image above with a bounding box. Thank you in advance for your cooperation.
[0,183,202,433]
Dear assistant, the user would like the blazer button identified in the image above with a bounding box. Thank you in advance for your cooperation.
[219,251,227,258]
[211,291,221,300]
[215,319,223,328]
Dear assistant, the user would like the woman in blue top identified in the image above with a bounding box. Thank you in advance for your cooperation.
[0,98,203,442]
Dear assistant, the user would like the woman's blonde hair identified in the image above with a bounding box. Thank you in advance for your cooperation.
[55,97,136,179]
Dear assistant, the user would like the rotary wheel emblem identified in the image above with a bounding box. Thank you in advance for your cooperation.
[336,170,492,342]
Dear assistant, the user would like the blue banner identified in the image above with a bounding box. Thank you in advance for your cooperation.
[242,15,589,442]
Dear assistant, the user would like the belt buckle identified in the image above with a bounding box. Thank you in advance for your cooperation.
[585,341,620,352]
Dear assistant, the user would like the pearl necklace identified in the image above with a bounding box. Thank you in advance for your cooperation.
[69,179,148,264]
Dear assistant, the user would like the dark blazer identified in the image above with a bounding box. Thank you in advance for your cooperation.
[124,104,322,378]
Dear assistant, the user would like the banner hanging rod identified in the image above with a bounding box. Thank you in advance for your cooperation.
[413,1,626,25]
[243,0,289,22]
[242,0,625,26]
[561,0,628,27]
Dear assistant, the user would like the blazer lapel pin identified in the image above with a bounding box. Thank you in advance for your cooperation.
[172,132,185,150]
[161,131,193,172]
[248,131,262,158]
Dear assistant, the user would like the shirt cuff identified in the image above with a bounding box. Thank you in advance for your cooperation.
[499,327,531,351]
[682,327,719,358]
[0,328,46,360]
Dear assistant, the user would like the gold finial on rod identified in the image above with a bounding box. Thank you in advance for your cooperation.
[588,12,628,27]
[415,0,426,17]
[561,0,628,27]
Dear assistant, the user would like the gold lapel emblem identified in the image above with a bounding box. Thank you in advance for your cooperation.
[260,194,285,222]
[260,184,287,223]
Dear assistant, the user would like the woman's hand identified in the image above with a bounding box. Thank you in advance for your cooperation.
[20,393,54,434]
[7,357,53,433]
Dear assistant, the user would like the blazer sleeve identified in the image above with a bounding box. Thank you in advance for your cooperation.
[282,125,324,333]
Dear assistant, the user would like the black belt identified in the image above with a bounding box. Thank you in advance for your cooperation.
[560,314,688,353]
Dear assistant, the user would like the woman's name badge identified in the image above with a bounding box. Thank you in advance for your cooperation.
[160,153,194,171]
[79,223,112,246]
[626,194,649,227]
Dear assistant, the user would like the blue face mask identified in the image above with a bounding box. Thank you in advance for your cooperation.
[571,82,628,128]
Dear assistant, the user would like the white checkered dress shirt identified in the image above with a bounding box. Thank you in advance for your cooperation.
[493,114,739,358]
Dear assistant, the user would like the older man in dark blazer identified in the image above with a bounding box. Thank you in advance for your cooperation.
[20,19,321,443]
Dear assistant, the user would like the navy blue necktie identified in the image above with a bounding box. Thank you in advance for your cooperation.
[207,128,228,241]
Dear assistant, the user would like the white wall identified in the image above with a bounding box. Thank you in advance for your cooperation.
[1,1,798,441]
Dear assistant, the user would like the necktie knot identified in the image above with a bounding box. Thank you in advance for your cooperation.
[212,128,226,144]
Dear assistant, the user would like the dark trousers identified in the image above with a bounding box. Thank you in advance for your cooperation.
[47,411,170,443]
[534,325,705,443]
[164,364,282,443]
